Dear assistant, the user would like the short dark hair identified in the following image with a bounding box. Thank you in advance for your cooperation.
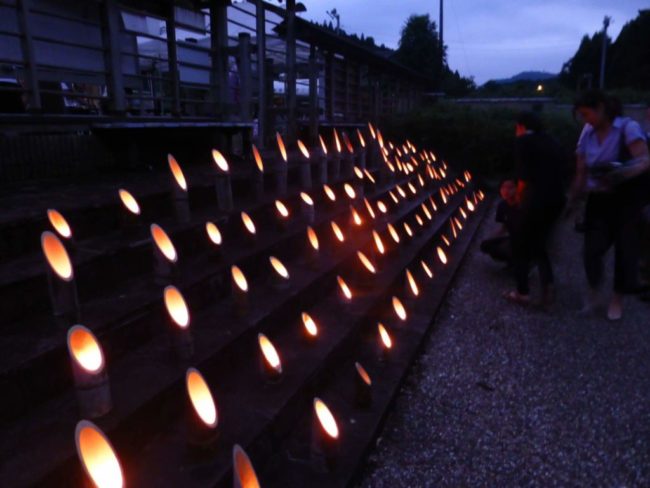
[573,89,622,121]
[516,111,543,132]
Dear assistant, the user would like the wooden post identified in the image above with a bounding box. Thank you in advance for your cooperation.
[308,45,319,145]
[344,59,350,121]
[17,0,41,111]
[102,0,125,113]
[326,53,335,122]
[264,58,275,144]
[238,33,252,121]
[255,0,267,146]
[166,4,181,116]
[285,0,297,142]
[210,0,229,113]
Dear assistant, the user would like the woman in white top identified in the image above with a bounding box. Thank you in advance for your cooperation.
[569,90,650,320]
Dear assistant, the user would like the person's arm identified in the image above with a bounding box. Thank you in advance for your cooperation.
[606,138,650,184]
[568,153,587,203]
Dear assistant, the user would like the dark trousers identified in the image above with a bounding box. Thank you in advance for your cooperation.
[480,236,511,263]
[512,201,564,295]
[583,186,642,293]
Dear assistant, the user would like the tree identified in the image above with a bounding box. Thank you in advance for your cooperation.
[394,14,443,80]
[559,32,609,89]
[608,9,650,90]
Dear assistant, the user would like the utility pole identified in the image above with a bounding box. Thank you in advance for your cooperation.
[438,0,444,90]
[599,15,611,89]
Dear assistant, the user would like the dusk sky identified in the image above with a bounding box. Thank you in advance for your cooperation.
[300,0,648,84]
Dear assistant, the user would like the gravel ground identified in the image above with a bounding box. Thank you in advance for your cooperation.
[360,200,650,487]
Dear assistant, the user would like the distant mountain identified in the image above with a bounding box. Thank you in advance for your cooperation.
[489,71,558,85]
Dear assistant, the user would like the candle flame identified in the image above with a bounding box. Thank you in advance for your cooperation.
[357,251,376,274]
[258,333,282,373]
[354,166,364,179]
[377,200,387,214]
[68,325,104,373]
[275,200,289,218]
[333,128,342,153]
[396,185,406,198]
[387,223,400,244]
[389,191,399,204]
[233,445,261,488]
[150,224,177,263]
[323,184,336,202]
[442,235,450,246]
[331,221,345,242]
[337,275,352,301]
[269,256,289,279]
[408,182,417,195]
[75,421,124,488]
[167,154,187,191]
[164,285,189,328]
[351,206,363,226]
[344,183,356,199]
[467,199,475,212]
[392,296,407,321]
[301,312,318,337]
[300,192,314,206]
[368,122,376,139]
[241,211,256,235]
[415,214,424,227]
[373,230,385,255]
[319,134,328,155]
[421,203,432,220]
[297,139,310,159]
[205,221,222,246]
[356,129,366,148]
[47,209,72,238]
[355,362,372,385]
[364,198,376,219]
[306,226,319,251]
[231,265,248,292]
[41,231,73,281]
[406,269,419,297]
[421,260,434,278]
[378,323,392,349]
[314,397,339,439]
[403,222,413,237]
[363,169,376,184]
[186,368,218,427]
[252,144,264,172]
[276,132,287,162]
[460,208,467,219]
[118,189,140,215]
[437,246,448,264]
[342,131,354,153]
[211,149,229,173]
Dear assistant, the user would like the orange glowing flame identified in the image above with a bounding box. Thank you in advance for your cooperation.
[306,226,319,251]
[389,191,399,204]
[186,368,218,428]
[299,192,314,206]
[68,325,104,373]
[387,223,400,244]
[167,154,187,191]
[233,445,261,488]
[41,231,73,281]
[150,224,177,263]
[454,217,463,230]
[418,174,425,187]
[392,296,407,321]
[377,200,387,214]
[408,182,417,195]
[403,222,413,237]
[357,251,376,274]
[314,397,339,438]
[460,208,467,219]
[342,132,354,153]
[276,132,287,162]
[269,256,289,279]
[212,149,229,173]
[368,122,376,139]
[442,235,450,246]
[406,269,419,297]
[258,333,282,373]
[297,139,310,159]
[354,166,364,179]
[241,212,256,235]
[467,199,475,212]
[205,221,222,246]
[275,200,289,218]
[364,198,377,219]
[355,362,372,385]
[351,206,363,226]
[47,209,72,239]
[164,285,189,328]
[118,189,140,215]
[421,203,432,221]
[429,196,438,212]
[333,128,342,153]
[301,312,318,337]
[252,144,264,172]
[337,275,352,301]
[437,246,448,264]
[319,134,328,154]
[231,265,248,292]
[356,129,366,148]
[372,230,385,255]
[378,322,392,349]
[421,260,434,278]
[75,421,124,488]
[331,221,345,242]
[344,183,356,199]
[363,169,376,184]
[323,184,336,202]
[396,185,406,198]
[415,214,424,227]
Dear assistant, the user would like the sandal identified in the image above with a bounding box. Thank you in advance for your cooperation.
[502,290,530,306]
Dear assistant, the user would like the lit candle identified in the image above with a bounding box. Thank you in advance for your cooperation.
[377,322,392,361]
[233,444,261,488]
[212,149,234,212]
[67,325,112,418]
[251,144,265,202]
[41,231,79,324]
[117,189,140,234]
[392,296,407,322]
[163,285,193,360]
[275,132,288,196]
[297,139,313,189]
[231,265,249,318]
[274,199,290,232]
[240,211,257,244]
[185,367,218,448]
[47,209,72,240]
[167,153,190,222]
[300,191,315,224]
[150,223,178,284]
[269,255,290,289]
[75,420,124,488]
[301,311,318,342]
[205,221,223,260]
[336,275,353,305]
[318,135,329,184]
[311,397,340,471]
[305,226,320,268]
[354,362,372,408]
[258,333,282,382]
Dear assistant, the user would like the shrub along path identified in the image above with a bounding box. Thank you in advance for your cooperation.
[359,200,650,487]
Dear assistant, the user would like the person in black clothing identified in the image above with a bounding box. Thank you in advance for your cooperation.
[503,112,566,306]
[480,179,518,264]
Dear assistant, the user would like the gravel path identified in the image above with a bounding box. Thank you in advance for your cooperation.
[360,200,650,487]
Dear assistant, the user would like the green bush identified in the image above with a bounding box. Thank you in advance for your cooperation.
[380,102,581,179]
